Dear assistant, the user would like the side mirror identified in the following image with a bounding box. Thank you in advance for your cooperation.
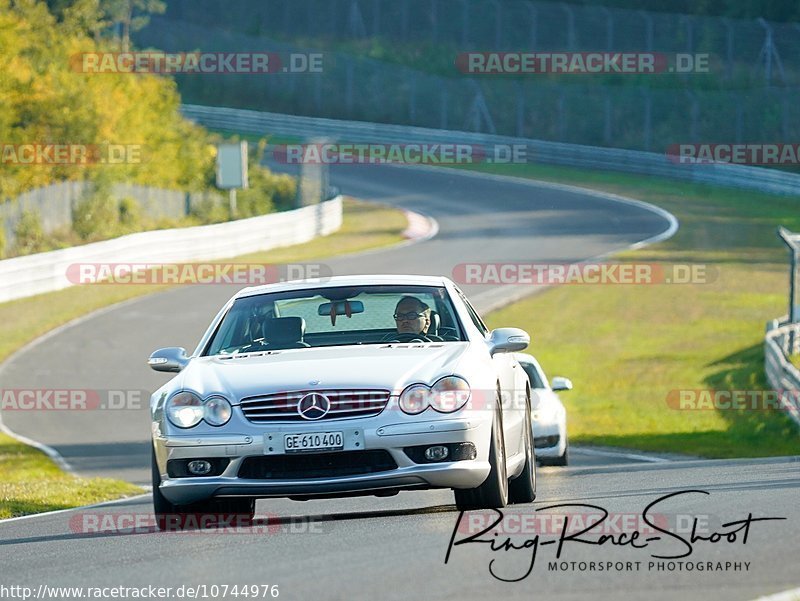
[551,376,573,392]
[148,347,189,373]
[487,328,530,355]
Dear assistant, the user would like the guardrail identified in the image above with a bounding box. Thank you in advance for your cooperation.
[764,318,800,426]
[0,196,342,304]
[182,104,800,197]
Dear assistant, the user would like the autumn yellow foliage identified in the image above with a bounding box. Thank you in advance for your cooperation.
[0,0,216,200]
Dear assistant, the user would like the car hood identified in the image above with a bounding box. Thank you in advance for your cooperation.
[177,343,472,402]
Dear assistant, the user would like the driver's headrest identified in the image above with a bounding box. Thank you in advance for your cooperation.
[263,317,306,343]
[429,310,440,334]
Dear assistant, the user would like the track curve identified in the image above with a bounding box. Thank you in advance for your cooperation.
[1,163,796,600]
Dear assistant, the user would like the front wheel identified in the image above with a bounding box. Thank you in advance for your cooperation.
[508,391,536,504]
[151,446,180,531]
[151,447,255,530]
[453,396,508,510]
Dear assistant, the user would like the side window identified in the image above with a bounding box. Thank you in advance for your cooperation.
[460,294,489,335]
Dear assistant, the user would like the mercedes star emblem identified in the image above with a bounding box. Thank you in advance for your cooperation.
[297,393,331,420]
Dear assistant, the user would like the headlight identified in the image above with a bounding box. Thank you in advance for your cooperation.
[534,400,558,424]
[166,392,204,428]
[204,396,232,426]
[430,376,470,413]
[399,384,430,415]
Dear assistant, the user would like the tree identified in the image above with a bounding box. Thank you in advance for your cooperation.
[101,0,165,52]
[63,0,108,41]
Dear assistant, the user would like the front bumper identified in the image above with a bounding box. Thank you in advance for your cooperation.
[154,416,492,506]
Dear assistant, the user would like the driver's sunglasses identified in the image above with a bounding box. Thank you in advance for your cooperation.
[394,311,426,321]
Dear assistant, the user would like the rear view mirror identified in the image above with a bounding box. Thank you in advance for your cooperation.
[551,377,573,392]
[487,327,530,355]
[148,347,189,373]
[318,300,364,316]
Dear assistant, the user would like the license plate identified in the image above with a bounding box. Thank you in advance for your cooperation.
[284,431,344,453]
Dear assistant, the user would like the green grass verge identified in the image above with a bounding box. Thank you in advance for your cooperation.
[0,433,143,520]
[0,197,408,518]
[475,162,800,458]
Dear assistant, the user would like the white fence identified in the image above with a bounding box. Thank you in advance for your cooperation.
[0,196,342,304]
[764,318,800,427]
[181,104,800,196]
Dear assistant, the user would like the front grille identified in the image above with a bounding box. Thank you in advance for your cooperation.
[239,389,390,423]
[238,451,397,479]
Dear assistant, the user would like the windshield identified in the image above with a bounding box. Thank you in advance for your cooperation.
[520,362,546,389]
[203,285,465,355]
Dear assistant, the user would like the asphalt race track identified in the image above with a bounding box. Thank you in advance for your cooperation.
[1,163,797,600]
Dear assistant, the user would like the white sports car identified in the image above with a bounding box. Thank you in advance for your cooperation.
[516,353,571,466]
[148,275,536,528]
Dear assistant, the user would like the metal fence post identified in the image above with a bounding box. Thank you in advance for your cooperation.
[782,91,790,140]
[559,3,576,49]
[314,73,322,114]
[408,72,417,123]
[641,88,652,151]
[525,2,537,50]
[757,18,786,86]
[777,228,800,357]
[600,6,614,50]
[638,10,653,52]
[684,89,699,141]
[492,0,503,49]
[440,83,448,129]
[460,0,470,46]
[735,94,743,143]
[345,59,355,117]
[348,0,367,38]
[430,0,438,43]
[723,18,734,80]
[680,14,694,53]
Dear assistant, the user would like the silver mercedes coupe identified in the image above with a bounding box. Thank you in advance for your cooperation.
[148,275,535,528]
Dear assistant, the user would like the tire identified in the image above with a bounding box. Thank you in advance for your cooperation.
[552,441,569,466]
[207,497,256,523]
[151,447,255,530]
[151,445,181,531]
[453,392,508,511]
[508,391,536,504]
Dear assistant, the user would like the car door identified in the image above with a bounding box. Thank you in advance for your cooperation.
[459,292,525,458]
